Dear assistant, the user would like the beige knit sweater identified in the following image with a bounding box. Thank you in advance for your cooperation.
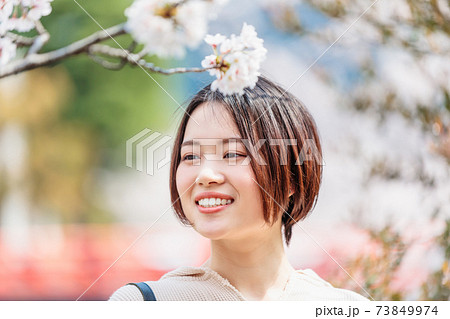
[109,266,369,301]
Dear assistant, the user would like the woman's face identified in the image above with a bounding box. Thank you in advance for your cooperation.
[176,102,273,242]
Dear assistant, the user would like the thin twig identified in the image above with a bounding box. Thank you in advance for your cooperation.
[27,33,50,55]
[6,32,36,47]
[87,41,140,70]
[87,41,139,70]
[116,41,138,70]
[135,46,148,60]
[26,21,50,55]
[34,20,47,36]
[136,60,214,74]
[87,52,126,70]
[88,44,215,74]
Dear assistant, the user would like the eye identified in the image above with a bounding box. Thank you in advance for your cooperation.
[182,154,200,161]
[224,152,245,159]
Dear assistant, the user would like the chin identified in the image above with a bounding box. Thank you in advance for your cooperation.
[193,223,231,241]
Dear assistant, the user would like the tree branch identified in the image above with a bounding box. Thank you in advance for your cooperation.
[88,44,215,74]
[6,32,36,47]
[87,41,138,70]
[0,23,127,78]
[27,21,50,56]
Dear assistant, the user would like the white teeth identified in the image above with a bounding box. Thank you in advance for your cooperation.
[197,197,233,208]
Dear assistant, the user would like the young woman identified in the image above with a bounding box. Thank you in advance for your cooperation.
[109,76,368,301]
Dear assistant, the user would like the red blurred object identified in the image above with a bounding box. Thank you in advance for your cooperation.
[0,224,209,300]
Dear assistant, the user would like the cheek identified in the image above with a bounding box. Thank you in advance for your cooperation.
[175,167,185,195]
[175,165,196,207]
[176,165,193,191]
[232,167,263,202]
[238,166,258,188]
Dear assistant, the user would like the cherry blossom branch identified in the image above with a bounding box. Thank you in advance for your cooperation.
[0,23,127,78]
[0,22,216,78]
[87,44,215,74]
[87,51,127,70]
[0,1,262,94]
[87,41,138,71]
[27,20,50,55]
[6,32,36,47]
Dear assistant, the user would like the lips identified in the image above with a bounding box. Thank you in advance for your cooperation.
[195,201,233,214]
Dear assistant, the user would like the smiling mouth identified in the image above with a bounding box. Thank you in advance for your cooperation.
[195,198,234,208]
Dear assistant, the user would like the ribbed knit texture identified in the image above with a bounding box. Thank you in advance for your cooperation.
[109,266,368,301]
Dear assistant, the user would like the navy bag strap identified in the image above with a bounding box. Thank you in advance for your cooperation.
[127,282,157,301]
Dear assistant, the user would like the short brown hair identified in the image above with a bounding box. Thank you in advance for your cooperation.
[169,76,323,246]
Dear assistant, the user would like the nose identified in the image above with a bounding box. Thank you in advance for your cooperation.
[195,166,225,186]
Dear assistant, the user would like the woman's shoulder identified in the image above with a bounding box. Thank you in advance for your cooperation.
[109,266,242,301]
[108,266,202,301]
[109,284,144,301]
[288,269,369,301]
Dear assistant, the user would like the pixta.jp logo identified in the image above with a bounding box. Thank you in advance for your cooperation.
[126,129,172,175]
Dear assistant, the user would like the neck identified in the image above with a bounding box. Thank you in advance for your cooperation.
[202,225,295,300]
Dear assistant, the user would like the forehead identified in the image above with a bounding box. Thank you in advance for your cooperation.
[182,102,240,141]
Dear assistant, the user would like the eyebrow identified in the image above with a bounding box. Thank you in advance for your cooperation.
[180,138,244,148]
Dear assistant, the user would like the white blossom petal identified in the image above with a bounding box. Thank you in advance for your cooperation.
[0,36,17,65]
[204,33,225,48]
[125,0,226,58]
[0,0,53,33]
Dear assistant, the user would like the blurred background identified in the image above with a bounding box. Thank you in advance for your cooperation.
[0,0,449,300]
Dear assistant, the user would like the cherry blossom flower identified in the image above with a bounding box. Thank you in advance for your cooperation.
[125,0,227,58]
[24,0,52,20]
[0,0,16,35]
[201,23,267,95]
[0,36,16,65]
[204,33,225,49]
[0,0,53,34]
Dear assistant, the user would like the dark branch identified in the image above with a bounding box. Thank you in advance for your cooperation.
[0,23,127,78]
